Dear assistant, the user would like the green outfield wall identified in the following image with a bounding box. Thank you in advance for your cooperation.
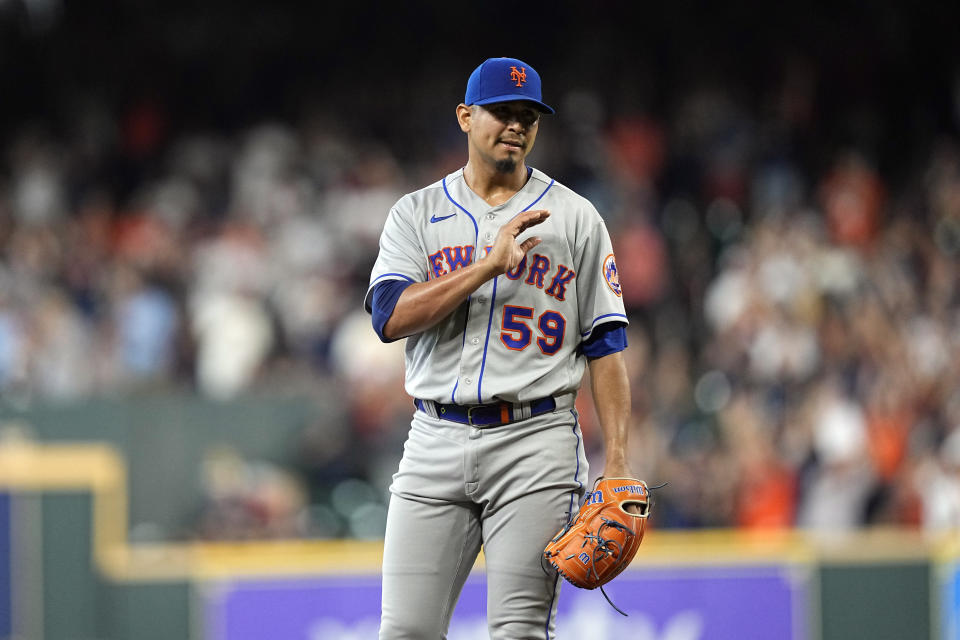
[820,562,932,640]
[0,392,340,537]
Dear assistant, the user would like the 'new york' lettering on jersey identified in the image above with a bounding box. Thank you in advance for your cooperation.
[365,167,628,406]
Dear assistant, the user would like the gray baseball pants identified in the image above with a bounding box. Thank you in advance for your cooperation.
[378,404,588,640]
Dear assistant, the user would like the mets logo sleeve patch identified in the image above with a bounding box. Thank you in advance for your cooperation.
[602,253,622,297]
[574,204,628,342]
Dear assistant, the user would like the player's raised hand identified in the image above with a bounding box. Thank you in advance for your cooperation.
[484,209,550,276]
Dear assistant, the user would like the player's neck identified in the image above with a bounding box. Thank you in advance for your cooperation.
[463,160,530,207]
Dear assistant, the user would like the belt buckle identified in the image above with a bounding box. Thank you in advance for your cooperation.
[467,402,513,427]
[466,405,481,427]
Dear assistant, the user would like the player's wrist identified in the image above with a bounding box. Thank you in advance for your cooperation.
[475,255,504,280]
[601,451,632,475]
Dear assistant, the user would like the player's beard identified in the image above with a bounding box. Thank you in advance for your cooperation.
[494,158,517,174]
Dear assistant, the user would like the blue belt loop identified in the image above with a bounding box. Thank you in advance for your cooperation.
[415,398,440,419]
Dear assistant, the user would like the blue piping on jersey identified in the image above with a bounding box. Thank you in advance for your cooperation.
[545,573,560,639]
[520,178,555,214]
[476,276,499,403]
[569,409,583,492]
[442,175,479,238]
[370,272,416,286]
[476,176,556,402]
[580,312,629,337]
[443,174,480,402]
[544,409,584,639]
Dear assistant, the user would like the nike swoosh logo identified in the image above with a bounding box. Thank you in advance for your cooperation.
[430,213,457,223]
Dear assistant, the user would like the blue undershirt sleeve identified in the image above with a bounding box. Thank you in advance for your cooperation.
[369,279,414,343]
[580,322,628,358]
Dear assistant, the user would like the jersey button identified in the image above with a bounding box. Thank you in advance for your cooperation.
[464,377,472,385]
[471,337,479,345]
[486,213,496,220]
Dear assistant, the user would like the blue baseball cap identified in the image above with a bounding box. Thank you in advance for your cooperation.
[464,57,555,114]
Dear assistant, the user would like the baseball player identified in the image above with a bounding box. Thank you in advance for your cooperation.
[365,56,637,639]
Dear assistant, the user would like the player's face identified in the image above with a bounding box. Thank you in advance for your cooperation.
[462,101,541,171]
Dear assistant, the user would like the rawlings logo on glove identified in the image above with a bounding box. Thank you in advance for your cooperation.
[543,477,655,615]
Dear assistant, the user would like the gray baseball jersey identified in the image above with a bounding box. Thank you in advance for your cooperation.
[365,166,628,404]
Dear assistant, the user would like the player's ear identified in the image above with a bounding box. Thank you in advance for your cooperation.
[456,103,473,133]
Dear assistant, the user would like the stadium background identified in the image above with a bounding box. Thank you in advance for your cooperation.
[1,1,960,638]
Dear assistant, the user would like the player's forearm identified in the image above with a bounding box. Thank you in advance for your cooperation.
[587,351,633,474]
[383,260,498,339]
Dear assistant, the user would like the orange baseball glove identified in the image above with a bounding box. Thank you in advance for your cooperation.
[543,477,652,614]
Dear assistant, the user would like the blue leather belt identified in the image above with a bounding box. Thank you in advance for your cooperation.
[415,396,557,427]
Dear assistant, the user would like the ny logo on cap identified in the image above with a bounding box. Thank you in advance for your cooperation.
[510,66,527,87]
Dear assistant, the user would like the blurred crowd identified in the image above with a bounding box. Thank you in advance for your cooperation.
[3,57,960,540]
